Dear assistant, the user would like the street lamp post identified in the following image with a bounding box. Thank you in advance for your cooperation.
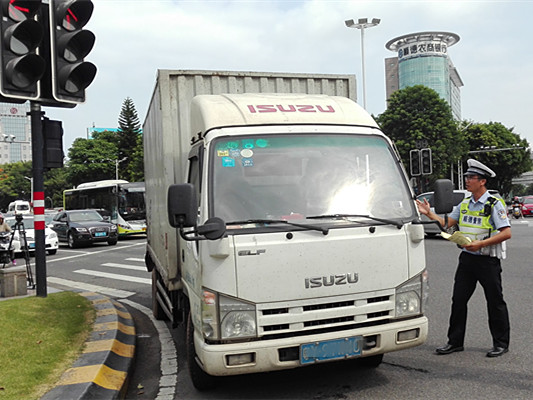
[345,18,381,109]
[103,157,128,180]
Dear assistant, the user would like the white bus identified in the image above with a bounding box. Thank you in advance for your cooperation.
[63,180,146,236]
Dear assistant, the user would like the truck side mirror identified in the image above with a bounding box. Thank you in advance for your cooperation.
[433,179,454,214]
[167,184,197,228]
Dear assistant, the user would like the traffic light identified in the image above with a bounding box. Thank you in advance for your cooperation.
[421,148,432,175]
[48,0,96,104]
[0,0,46,101]
[410,149,421,176]
[42,117,64,168]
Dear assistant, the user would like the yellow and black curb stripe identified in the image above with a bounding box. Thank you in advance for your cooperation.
[41,292,135,400]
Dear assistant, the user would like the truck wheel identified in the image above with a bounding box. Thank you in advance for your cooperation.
[151,269,167,320]
[187,312,217,391]
[358,354,383,368]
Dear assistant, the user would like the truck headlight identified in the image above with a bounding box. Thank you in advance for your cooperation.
[220,298,256,339]
[395,270,428,318]
[201,289,257,340]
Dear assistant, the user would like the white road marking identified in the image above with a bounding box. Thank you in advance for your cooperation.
[74,269,151,284]
[47,277,135,298]
[121,299,177,400]
[126,257,144,262]
[102,262,147,271]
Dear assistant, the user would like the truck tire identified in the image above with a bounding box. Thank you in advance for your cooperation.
[187,312,217,391]
[358,354,383,368]
[151,269,167,320]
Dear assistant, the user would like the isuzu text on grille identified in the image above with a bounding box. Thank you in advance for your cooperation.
[305,273,359,288]
[247,104,336,113]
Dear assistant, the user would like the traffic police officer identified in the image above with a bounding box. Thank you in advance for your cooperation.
[416,159,511,357]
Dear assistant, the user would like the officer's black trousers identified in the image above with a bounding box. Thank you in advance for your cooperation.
[447,252,510,349]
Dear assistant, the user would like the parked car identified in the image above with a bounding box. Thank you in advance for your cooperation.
[50,209,118,248]
[4,215,59,256]
[520,196,533,216]
[416,189,504,236]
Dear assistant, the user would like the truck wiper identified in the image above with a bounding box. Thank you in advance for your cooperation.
[226,218,329,235]
[307,214,404,229]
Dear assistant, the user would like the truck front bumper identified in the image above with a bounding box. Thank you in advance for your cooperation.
[194,316,428,376]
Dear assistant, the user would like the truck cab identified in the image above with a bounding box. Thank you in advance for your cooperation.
[157,93,428,389]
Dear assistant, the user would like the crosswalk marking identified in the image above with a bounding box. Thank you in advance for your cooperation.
[75,269,152,284]
[47,277,135,298]
[102,262,147,271]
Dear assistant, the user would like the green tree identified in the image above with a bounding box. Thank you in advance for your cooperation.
[0,161,32,210]
[462,122,531,198]
[66,131,119,187]
[44,167,69,210]
[376,85,466,188]
[117,97,142,181]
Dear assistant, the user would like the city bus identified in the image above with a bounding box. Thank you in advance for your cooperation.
[63,180,147,236]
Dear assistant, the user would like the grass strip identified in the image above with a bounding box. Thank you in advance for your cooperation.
[0,291,95,400]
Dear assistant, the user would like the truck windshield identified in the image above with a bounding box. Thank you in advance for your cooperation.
[210,133,415,225]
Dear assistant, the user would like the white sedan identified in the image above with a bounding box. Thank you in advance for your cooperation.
[5,215,59,256]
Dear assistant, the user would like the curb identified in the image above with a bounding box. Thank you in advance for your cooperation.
[41,291,136,400]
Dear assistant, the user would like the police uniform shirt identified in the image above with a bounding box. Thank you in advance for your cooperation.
[449,191,510,255]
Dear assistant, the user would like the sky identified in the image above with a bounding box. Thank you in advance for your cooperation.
[44,0,533,152]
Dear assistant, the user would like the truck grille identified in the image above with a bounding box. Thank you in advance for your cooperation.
[257,292,393,338]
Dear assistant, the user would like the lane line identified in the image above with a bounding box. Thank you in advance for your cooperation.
[126,258,144,262]
[121,299,177,400]
[47,277,135,298]
[102,262,147,271]
[74,269,151,284]
[44,242,146,265]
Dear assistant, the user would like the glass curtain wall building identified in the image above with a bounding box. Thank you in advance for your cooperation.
[0,102,32,163]
[385,32,463,120]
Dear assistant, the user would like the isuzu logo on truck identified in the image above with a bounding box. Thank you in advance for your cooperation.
[247,104,336,113]
[305,273,359,289]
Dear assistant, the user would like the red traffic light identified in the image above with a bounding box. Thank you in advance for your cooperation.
[3,0,41,22]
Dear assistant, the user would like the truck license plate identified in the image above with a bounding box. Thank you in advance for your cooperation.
[300,336,363,364]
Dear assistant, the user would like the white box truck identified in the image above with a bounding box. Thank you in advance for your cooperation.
[143,70,428,390]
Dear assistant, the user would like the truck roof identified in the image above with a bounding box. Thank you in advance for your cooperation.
[191,93,379,135]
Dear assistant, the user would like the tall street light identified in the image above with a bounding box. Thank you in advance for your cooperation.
[345,18,381,109]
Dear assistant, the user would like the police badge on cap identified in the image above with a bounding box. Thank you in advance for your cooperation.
[463,159,496,178]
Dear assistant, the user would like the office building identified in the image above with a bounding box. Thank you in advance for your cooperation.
[0,102,32,163]
[385,31,463,120]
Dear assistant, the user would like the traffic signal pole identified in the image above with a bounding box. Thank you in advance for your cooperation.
[30,102,47,297]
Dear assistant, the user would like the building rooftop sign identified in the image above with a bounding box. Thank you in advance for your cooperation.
[386,31,460,61]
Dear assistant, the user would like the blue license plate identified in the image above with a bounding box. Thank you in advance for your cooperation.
[301,336,363,364]
[94,232,107,237]
[29,243,35,248]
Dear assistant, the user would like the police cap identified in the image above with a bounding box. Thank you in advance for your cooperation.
[463,158,496,178]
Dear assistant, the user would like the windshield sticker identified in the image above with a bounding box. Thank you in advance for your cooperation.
[242,139,255,149]
[242,158,254,167]
[222,157,235,167]
[241,149,253,158]
[256,139,268,148]
[217,150,229,157]
[230,149,241,158]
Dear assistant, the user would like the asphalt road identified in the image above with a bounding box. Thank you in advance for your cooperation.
[40,219,533,399]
